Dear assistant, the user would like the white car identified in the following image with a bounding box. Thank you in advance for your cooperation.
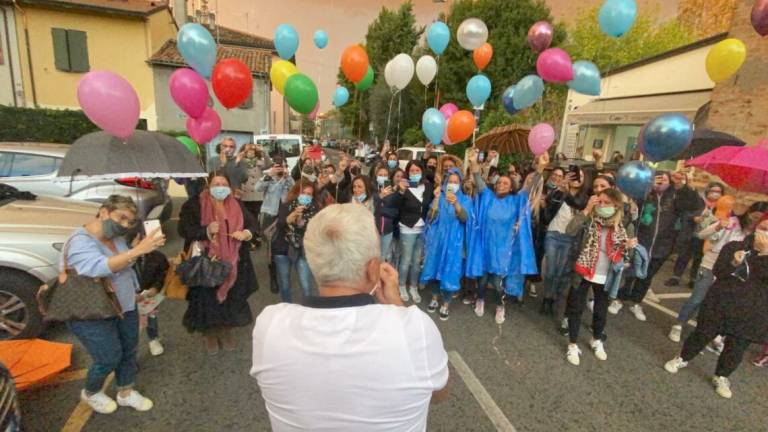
[396,146,446,170]
[254,134,304,173]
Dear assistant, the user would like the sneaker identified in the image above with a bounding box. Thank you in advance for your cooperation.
[80,390,117,414]
[559,318,569,336]
[664,356,688,374]
[399,286,409,302]
[629,304,647,322]
[409,287,422,304]
[474,299,485,317]
[668,325,682,343]
[646,289,660,303]
[706,341,724,356]
[439,305,449,321]
[462,294,475,305]
[712,376,732,399]
[587,299,594,313]
[591,339,607,361]
[566,344,582,366]
[427,299,439,313]
[495,306,506,324]
[148,339,164,356]
[608,300,623,315]
[752,354,768,367]
[664,277,680,287]
[529,283,538,298]
[117,390,154,411]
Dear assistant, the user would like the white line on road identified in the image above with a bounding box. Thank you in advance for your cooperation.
[642,299,697,327]
[448,351,517,432]
[654,293,693,300]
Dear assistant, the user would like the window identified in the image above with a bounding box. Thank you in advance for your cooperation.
[7,153,61,177]
[239,92,254,109]
[52,28,89,72]
[256,138,301,158]
[397,149,412,161]
[593,139,604,149]
[0,152,12,177]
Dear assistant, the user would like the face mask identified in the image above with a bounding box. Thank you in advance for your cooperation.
[654,183,670,193]
[409,174,422,185]
[447,183,460,194]
[387,160,398,169]
[210,186,231,201]
[707,192,722,201]
[377,176,388,186]
[355,193,367,202]
[297,194,312,206]
[102,218,129,239]
[546,181,557,190]
[595,206,616,219]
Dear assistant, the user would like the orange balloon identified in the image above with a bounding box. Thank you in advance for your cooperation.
[714,195,736,220]
[447,110,476,143]
[341,45,369,83]
[473,43,493,71]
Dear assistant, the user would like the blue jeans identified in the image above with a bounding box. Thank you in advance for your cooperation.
[274,254,315,303]
[68,310,139,393]
[430,282,455,304]
[380,232,394,263]
[677,268,715,323]
[543,231,575,299]
[477,273,505,307]
[398,233,424,287]
[146,312,159,340]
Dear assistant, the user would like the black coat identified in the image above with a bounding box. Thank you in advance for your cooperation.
[398,182,434,228]
[375,190,401,236]
[637,188,681,259]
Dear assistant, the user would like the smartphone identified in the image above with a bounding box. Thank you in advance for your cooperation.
[382,179,391,188]
[478,152,486,163]
[143,219,162,238]
[568,164,580,177]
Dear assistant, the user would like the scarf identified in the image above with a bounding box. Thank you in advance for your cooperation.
[574,217,628,280]
[286,199,319,251]
[199,190,244,303]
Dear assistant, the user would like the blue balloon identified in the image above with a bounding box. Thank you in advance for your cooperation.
[427,22,450,55]
[639,114,694,162]
[617,161,655,201]
[333,86,349,108]
[568,61,601,96]
[513,75,544,110]
[501,86,518,115]
[313,30,328,49]
[177,23,217,79]
[599,0,638,38]
[466,74,491,108]
[274,24,299,60]
[422,108,447,145]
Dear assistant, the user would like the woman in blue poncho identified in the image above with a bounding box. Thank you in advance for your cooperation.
[420,168,474,321]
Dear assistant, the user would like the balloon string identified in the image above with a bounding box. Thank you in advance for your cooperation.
[434,55,441,108]
[396,92,403,148]
[384,90,397,143]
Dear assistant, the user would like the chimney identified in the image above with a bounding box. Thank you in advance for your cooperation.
[173,0,187,27]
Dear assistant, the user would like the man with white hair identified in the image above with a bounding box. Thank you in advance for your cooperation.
[251,203,449,431]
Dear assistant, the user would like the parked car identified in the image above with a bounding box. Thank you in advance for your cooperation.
[0,188,98,339]
[396,146,446,170]
[253,134,304,173]
[0,142,172,221]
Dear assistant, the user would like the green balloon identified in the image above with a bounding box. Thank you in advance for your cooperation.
[284,73,319,114]
[176,135,200,157]
[355,65,374,91]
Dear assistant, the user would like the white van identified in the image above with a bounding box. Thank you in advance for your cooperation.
[396,146,446,170]
[253,134,304,173]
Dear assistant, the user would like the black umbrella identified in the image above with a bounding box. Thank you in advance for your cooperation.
[677,128,746,160]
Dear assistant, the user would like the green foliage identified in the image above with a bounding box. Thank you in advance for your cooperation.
[401,127,424,146]
[0,105,100,143]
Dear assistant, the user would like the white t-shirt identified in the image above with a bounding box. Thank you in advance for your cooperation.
[547,202,573,234]
[251,296,449,432]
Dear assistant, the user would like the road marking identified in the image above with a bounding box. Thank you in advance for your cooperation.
[654,293,692,300]
[448,351,517,432]
[642,299,697,327]
[60,373,114,432]
[39,368,87,388]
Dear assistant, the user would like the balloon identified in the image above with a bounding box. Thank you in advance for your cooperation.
[341,45,369,83]
[714,195,736,220]
[313,30,328,49]
[536,48,573,83]
[355,66,374,91]
[473,43,493,71]
[442,130,453,145]
[186,107,221,144]
[77,70,139,140]
[501,86,518,115]
[333,86,350,107]
[169,68,208,119]
[439,103,458,120]
[528,123,555,156]
[422,108,447,145]
[427,21,450,55]
[457,18,488,51]
[466,74,491,108]
[527,21,554,53]
[274,24,299,60]
[177,23,217,79]
[446,110,476,143]
[385,53,414,90]
[308,101,320,121]
[616,161,654,201]
[416,55,437,86]
[599,0,637,37]
[284,73,319,114]
[176,135,200,157]
[212,59,253,109]
[639,114,693,162]
[567,60,601,96]
[705,38,747,83]
[269,60,298,95]
[513,75,544,110]
[752,0,768,36]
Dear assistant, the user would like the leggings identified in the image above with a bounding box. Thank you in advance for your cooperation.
[477,273,505,307]
[680,330,752,377]
[566,279,610,344]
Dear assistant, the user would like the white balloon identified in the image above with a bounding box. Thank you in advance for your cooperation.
[457,18,488,51]
[384,60,397,89]
[416,55,437,86]
[389,53,415,90]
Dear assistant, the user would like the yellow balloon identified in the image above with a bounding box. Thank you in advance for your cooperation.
[270,60,298,95]
[705,38,746,83]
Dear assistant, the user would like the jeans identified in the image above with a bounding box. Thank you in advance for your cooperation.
[673,237,704,280]
[677,268,715,323]
[398,233,424,288]
[566,279,610,344]
[619,256,667,304]
[146,312,159,340]
[477,273,505,307]
[430,282,454,304]
[274,254,315,303]
[68,310,139,393]
[542,231,575,299]
[380,232,394,263]
[681,331,752,377]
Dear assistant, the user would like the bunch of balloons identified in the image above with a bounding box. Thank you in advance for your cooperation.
[77,70,140,140]
[433,103,472,145]
[270,24,320,115]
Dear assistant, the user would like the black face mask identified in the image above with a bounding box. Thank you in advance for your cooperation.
[102,218,130,239]
[425,168,436,182]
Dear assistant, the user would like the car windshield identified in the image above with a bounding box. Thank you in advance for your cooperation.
[256,138,301,158]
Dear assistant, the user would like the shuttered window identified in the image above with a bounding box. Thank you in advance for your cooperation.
[51,28,89,72]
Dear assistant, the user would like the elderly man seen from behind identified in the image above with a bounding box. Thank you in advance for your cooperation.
[251,203,449,431]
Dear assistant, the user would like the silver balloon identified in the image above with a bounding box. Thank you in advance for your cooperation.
[457,18,488,51]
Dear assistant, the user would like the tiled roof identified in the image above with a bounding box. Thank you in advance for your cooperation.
[10,0,168,16]
[200,21,275,51]
[148,39,271,75]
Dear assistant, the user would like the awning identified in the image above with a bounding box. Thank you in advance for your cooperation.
[567,90,711,125]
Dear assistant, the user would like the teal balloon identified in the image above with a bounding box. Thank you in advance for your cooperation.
[333,86,350,107]
[313,30,328,49]
[501,86,518,115]
[427,22,450,55]
[466,74,491,108]
[284,73,318,114]
[274,24,299,60]
[176,135,200,157]
[599,0,638,37]
[422,108,446,145]
[513,75,544,110]
[355,66,374,91]
[568,61,601,96]
[177,23,216,79]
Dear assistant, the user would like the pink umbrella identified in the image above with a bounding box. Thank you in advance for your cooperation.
[685,139,768,193]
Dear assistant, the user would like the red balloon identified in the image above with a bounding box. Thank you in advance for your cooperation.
[447,110,476,143]
[212,59,253,109]
[341,45,369,83]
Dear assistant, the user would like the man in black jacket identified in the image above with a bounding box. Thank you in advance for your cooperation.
[665,171,705,287]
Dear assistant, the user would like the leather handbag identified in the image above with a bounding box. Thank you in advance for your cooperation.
[163,253,189,300]
[175,250,232,288]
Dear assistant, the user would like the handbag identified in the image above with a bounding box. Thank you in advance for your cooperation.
[164,253,189,300]
[175,249,232,288]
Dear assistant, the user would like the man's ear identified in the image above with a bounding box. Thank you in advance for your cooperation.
[365,258,381,286]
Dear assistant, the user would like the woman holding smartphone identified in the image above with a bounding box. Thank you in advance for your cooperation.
[374,165,401,263]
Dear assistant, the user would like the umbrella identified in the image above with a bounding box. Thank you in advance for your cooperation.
[56,130,207,181]
[677,128,746,160]
[475,124,531,155]
[685,139,768,194]
[0,339,72,390]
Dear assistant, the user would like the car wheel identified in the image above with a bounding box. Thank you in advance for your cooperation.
[0,269,44,340]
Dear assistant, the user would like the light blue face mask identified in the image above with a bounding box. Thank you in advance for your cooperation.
[376,176,389,186]
[297,194,312,206]
[446,183,460,194]
[387,160,398,169]
[210,186,231,201]
[409,174,422,185]
[356,194,367,202]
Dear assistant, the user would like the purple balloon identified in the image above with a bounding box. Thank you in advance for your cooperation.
[527,21,554,53]
[77,70,139,140]
[186,107,221,144]
[752,0,768,37]
[439,103,459,120]
[536,48,574,83]
[169,68,209,119]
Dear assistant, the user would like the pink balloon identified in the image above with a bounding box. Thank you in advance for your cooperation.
[169,68,209,119]
[439,103,459,120]
[536,48,574,83]
[308,101,320,121]
[186,107,222,144]
[77,70,139,140]
[528,123,555,156]
[527,21,554,53]
[442,129,453,145]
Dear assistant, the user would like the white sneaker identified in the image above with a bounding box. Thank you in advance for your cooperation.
[591,339,607,361]
[117,390,154,411]
[80,390,117,414]
[495,306,506,324]
[148,339,164,356]
[629,304,647,321]
[529,284,538,298]
[439,305,450,321]
[664,356,688,374]
[646,289,661,303]
[587,299,594,313]
[712,376,732,399]
[427,299,439,313]
[706,339,724,356]
[474,299,485,317]
[608,300,623,315]
[399,286,409,302]
[409,287,422,303]
[669,325,682,343]
[566,344,582,366]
